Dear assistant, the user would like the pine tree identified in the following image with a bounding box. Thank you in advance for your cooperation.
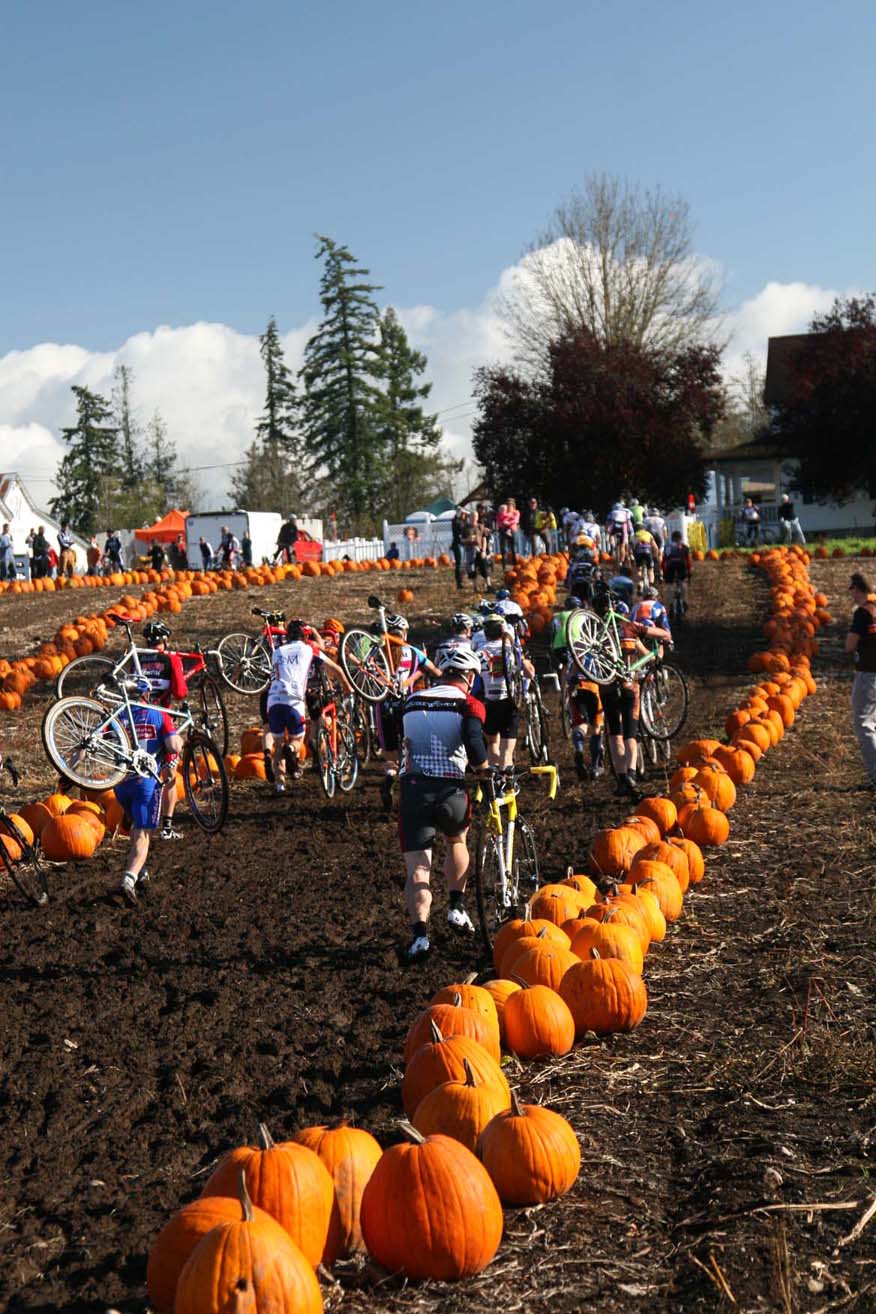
[112,364,144,488]
[375,307,444,520]
[230,317,302,513]
[300,235,386,532]
[143,410,194,514]
[51,386,118,534]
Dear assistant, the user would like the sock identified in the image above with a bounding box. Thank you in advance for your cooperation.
[162,817,172,830]
[590,735,603,766]
[571,729,585,753]
[449,890,464,912]
[412,920,429,939]
[123,869,138,884]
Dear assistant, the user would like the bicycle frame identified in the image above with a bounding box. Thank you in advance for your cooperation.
[474,764,557,908]
[89,683,194,781]
[598,603,660,679]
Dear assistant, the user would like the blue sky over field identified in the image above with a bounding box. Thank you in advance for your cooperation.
[2,0,874,499]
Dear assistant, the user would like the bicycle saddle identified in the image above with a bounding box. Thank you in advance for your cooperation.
[367,595,383,610]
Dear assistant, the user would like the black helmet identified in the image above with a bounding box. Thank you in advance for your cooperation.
[386,613,409,636]
[143,621,171,646]
[482,616,505,640]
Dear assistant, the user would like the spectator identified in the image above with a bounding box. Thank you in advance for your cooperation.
[742,498,760,545]
[241,529,253,567]
[170,533,187,570]
[496,499,519,564]
[199,536,214,570]
[218,524,240,569]
[403,524,419,560]
[0,523,15,580]
[86,535,101,575]
[536,505,558,553]
[473,516,493,592]
[477,503,496,556]
[105,529,123,571]
[275,516,298,564]
[150,540,167,572]
[386,541,400,561]
[846,572,876,791]
[450,508,467,589]
[47,545,59,578]
[778,493,806,545]
[521,496,541,557]
[57,522,76,578]
[31,525,50,579]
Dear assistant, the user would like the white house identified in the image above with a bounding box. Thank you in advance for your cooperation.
[0,471,89,575]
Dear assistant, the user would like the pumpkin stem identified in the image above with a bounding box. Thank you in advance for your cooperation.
[565,864,574,878]
[428,1020,445,1044]
[509,973,530,989]
[398,1119,426,1145]
[463,972,478,985]
[510,1089,524,1117]
[536,927,549,938]
[450,990,462,1007]
[257,1122,274,1150]
[238,1167,254,1222]
[590,947,602,960]
[463,1058,477,1088]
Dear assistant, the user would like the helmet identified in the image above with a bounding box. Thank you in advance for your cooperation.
[642,585,659,600]
[386,613,408,635]
[482,616,506,640]
[565,595,581,609]
[630,497,639,507]
[497,599,523,618]
[322,617,344,634]
[615,601,630,617]
[143,621,171,646]
[437,646,483,676]
[477,599,500,616]
[451,612,473,633]
[495,587,511,601]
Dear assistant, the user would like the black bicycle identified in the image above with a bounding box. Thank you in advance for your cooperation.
[0,762,48,906]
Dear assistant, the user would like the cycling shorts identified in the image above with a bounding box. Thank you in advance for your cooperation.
[114,776,162,831]
[483,697,518,739]
[377,697,404,752]
[601,682,638,739]
[398,775,472,851]
[571,687,603,730]
[259,687,269,724]
[267,704,305,737]
[664,563,689,584]
[634,547,654,563]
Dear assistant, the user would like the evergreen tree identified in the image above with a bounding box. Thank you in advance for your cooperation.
[300,235,386,531]
[112,364,144,487]
[51,385,118,534]
[374,307,444,520]
[229,316,302,513]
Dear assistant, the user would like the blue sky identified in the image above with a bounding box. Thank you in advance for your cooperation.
[1,0,874,497]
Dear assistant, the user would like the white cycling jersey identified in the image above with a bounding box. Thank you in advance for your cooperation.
[478,636,518,701]
[267,640,323,711]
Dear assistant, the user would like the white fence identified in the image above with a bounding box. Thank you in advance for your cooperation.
[383,520,454,559]
[323,537,385,563]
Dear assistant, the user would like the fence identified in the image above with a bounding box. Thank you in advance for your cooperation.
[382,521,454,560]
[322,537,385,563]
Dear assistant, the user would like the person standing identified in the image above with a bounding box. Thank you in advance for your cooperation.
[846,573,876,791]
[450,508,467,590]
[521,497,541,557]
[198,536,214,571]
[86,535,101,575]
[241,529,253,567]
[742,498,760,545]
[0,523,15,580]
[150,539,166,572]
[275,517,298,564]
[57,522,76,578]
[496,499,519,564]
[105,529,123,571]
[218,525,240,569]
[31,526,50,579]
[778,494,806,545]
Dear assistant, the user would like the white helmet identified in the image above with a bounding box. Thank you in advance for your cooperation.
[438,646,483,676]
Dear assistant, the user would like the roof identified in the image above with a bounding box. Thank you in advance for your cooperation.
[709,437,785,465]
[134,508,189,543]
[423,495,458,516]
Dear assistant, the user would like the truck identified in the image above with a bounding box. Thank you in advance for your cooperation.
[184,512,324,568]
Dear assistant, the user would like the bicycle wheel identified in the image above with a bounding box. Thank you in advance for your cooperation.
[567,609,619,685]
[42,697,131,789]
[55,654,116,699]
[351,696,372,767]
[182,731,229,834]
[0,815,48,906]
[216,633,272,694]
[559,677,572,741]
[640,661,689,741]
[524,686,550,766]
[316,726,336,799]
[339,630,391,703]
[472,822,505,957]
[514,817,540,904]
[336,723,359,793]
[192,673,229,758]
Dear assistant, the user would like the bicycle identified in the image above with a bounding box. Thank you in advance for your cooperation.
[339,596,418,703]
[41,682,229,834]
[470,764,558,955]
[668,577,687,628]
[0,761,48,905]
[55,615,229,757]
[521,675,552,766]
[215,609,288,694]
[315,692,359,799]
[350,692,381,767]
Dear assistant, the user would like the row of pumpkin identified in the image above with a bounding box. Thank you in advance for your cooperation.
[136,546,823,1311]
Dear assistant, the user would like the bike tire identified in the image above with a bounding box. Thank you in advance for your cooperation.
[41,697,131,789]
[567,608,620,685]
[0,815,48,906]
[351,697,372,767]
[339,630,391,704]
[472,823,504,958]
[193,673,229,758]
[514,817,540,905]
[55,654,117,700]
[216,633,272,694]
[336,723,359,793]
[316,726,336,799]
[640,661,689,741]
[182,731,229,834]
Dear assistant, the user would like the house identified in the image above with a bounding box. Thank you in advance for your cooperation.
[703,335,875,542]
[0,471,89,575]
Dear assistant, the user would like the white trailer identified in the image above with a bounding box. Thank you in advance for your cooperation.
[184,511,324,568]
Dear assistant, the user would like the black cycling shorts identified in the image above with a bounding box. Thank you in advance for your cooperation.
[571,687,601,727]
[259,687,269,724]
[664,563,689,584]
[483,697,518,739]
[601,681,638,739]
[377,697,404,752]
[398,775,471,852]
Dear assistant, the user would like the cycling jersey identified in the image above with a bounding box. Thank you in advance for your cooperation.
[267,640,324,712]
[644,514,665,543]
[399,685,486,780]
[392,642,427,694]
[630,504,645,528]
[632,598,671,634]
[478,637,517,701]
[139,650,189,705]
[633,529,657,557]
[117,705,176,763]
[551,609,575,651]
[663,542,692,581]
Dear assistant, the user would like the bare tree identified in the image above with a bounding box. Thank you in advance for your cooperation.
[497,173,722,373]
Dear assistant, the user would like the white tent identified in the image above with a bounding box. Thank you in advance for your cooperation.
[0,472,89,575]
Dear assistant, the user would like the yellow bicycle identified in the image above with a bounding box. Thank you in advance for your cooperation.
[471,764,558,954]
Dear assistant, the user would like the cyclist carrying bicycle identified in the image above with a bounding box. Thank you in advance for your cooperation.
[632,525,660,589]
[377,614,442,812]
[631,586,673,653]
[478,614,535,769]
[433,613,475,669]
[550,594,580,673]
[114,687,184,905]
[398,646,489,962]
[266,620,350,794]
[137,621,191,839]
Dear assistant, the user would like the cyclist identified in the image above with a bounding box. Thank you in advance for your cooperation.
[632,525,661,589]
[581,510,602,548]
[607,564,636,608]
[644,506,666,554]
[398,646,489,961]
[550,595,581,673]
[601,601,651,801]
[606,502,631,565]
[629,497,645,531]
[631,585,673,647]
[565,537,599,602]
[113,686,184,904]
[568,658,605,781]
[662,531,693,612]
[478,613,535,768]
[434,613,474,668]
[266,619,350,794]
[377,614,442,812]
[136,621,190,839]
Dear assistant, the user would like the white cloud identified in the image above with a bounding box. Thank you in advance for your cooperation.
[0,262,860,515]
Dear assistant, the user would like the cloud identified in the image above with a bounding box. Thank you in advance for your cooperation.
[0,263,861,513]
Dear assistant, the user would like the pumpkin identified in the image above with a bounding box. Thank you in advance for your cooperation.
[624,862,684,923]
[403,994,501,1065]
[590,825,647,877]
[615,884,667,943]
[200,1123,334,1267]
[561,872,599,903]
[147,1192,283,1314]
[40,813,99,862]
[622,814,662,846]
[632,796,677,837]
[559,950,648,1036]
[18,802,54,837]
[503,983,575,1058]
[631,841,690,892]
[481,978,522,1042]
[584,896,650,952]
[711,744,756,785]
[402,1022,510,1118]
[235,752,268,780]
[669,837,705,886]
[412,1059,510,1152]
[675,738,720,766]
[360,1124,503,1279]
[678,802,730,848]
[5,813,34,847]
[292,1122,383,1259]
[431,975,499,1030]
[670,765,699,789]
[509,941,580,991]
[492,917,570,975]
[528,886,584,926]
[570,916,645,975]
[176,1170,321,1314]
[42,792,72,817]
[692,763,737,812]
[736,720,771,753]
[479,1091,580,1204]
[397,588,414,604]
[499,928,562,979]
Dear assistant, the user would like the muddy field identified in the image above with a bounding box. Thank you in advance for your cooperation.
[1,559,874,1313]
